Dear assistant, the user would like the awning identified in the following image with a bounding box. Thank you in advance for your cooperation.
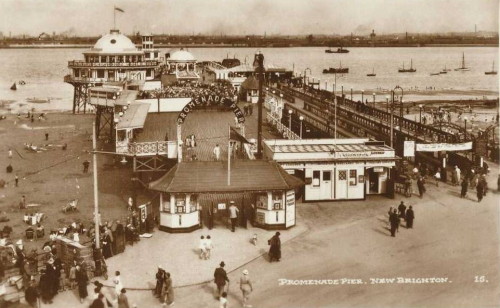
[116,103,150,129]
[149,160,304,194]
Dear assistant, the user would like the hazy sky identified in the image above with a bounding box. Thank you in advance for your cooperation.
[0,0,498,36]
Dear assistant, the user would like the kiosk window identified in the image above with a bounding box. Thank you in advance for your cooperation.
[349,170,357,186]
[312,171,320,187]
[256,193,267,209]
[338,170,347,180]
[175,194,186,213]
[323,171,331,181]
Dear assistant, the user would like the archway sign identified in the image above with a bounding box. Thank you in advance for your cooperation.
[177,94,245,124]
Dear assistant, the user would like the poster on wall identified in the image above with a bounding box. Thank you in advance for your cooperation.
[416,142,472,152]
[256,212,265,224]
[286,190,295,207]
[139,204,147,222]
[404,141,415,157]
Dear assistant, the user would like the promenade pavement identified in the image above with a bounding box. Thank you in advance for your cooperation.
[30,163,500,308]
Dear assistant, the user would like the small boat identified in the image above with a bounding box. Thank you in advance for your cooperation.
[440,65,450,74]
[367,68,376,77]
[323,61,349,74]
[26,97,51,104]
[485,61,497,75]
[454,52,470,71]
[398,59,416,73]
[430,72,440,76]
[18,80,26,85]
[325,46,349,54]
[10,83,17,90]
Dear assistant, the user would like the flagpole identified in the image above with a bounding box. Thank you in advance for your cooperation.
[227,125,231,186]
[113,6,116,30]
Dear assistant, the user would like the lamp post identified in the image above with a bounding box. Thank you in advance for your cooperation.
[361,90,364,103]
[303,68,311,89]
[350,87,353,101]
[390,85,404,148]
[463,116,468,140]
[372,93,376,107]
[288,109,293,133]
[419,104,423,124]
[253,51,265,158]
[299,116,304,138]
[385,95,389,112]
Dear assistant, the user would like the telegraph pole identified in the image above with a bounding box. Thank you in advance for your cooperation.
[254,51,265,158]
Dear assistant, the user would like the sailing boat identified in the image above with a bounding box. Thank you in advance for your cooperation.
[454,52,470,71]
[440,65,450,74]
[367,67,376,77]
[398,59,416,73]
[485,61,497,75]
[10,83,16,90]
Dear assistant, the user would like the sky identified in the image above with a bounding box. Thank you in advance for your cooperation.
[0,0,498,37]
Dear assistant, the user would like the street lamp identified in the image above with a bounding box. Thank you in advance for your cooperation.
[303,68,311,89]
[350,87,353,101]
[288,109,293,132]
[463,116,468,140]
[372,93,376,106]
[361,90,364,103]
[419,104,423,124]
[299,116,304,138]
[385,95,389,112]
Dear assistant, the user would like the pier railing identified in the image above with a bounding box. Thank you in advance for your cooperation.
[266,112,300,140]
[122,141,178,157]
[68,60,159,68]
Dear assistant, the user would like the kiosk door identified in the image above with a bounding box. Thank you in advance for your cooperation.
[336,169,348,199]
[320,171,332,200]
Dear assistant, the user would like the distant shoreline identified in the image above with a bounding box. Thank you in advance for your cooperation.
[0,44,498,49]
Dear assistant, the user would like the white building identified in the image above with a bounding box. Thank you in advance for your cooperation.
[263,139,397,201]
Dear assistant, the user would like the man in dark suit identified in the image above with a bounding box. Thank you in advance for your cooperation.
[213,261,229,299]
[389,209,399,237]
[406,206,415,229]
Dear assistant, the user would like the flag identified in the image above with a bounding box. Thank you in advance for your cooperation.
[229,126,251,144]
[114,7,124,12]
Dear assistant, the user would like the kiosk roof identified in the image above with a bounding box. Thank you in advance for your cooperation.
[149,160,303,193]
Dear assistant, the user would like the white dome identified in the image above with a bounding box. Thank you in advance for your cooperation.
[93,31,138,53]
[169,49,196,62]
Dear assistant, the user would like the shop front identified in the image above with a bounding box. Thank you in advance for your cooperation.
[149,160,303,233]
[263,139,397,202]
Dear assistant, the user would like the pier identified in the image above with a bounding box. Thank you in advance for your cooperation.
[270,84,486,171]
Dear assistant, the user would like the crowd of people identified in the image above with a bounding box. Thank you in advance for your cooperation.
[138,81,237,107]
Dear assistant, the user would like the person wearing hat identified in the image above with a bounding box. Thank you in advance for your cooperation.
[268,232,281,262]
[406,206,415,229]
[25,279,39,307]
[228,201,239,232]
[155,265,165,299]
[75,264,89,303]
[118,288,130,308]
[214,261,229,299]
[39,268,53,304]
[240,269,253,308]
[397,201,406,221]
[162,272,174,307]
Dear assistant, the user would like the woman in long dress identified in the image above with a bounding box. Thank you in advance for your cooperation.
[75,265,89,303]
[240,269,253,308]
[268,232,281,262]
[163,272,174,306]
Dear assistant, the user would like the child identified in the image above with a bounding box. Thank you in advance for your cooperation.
[59,267,68,291]
[199,236,207,260]
[69,262,77,289]
[251,234,257,246]
[205,235,213,259]
[220,291,228,308]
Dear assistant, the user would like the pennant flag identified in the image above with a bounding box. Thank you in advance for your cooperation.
[114,7,125,12]
[230,126,251,144]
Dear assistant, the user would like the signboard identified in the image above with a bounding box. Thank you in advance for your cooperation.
[335,151,390,159]
[404,141,415,157]
[256,212,265,224]
[139,204,147,222]
[286,190,295,207]
[285,190,295,228]
[416,142,472,152]
[474,139,488,156]
[177,94,245,124]
[217,203,226,210]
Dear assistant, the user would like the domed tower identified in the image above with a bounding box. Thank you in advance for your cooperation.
[164,48,200,82]
[65,29,161,113]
